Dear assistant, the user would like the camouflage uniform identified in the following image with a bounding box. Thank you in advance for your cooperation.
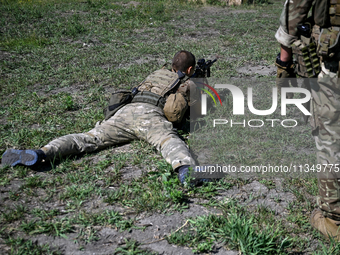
[41,78,200,171]
[276,0,340,219]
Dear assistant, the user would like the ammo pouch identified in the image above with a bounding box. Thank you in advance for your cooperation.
[292,36,321,77]
[103,89,133,120]
[163,93,188,123]
[317,27,340,61]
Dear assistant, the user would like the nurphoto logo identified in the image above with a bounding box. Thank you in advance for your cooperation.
[200,84,311,128]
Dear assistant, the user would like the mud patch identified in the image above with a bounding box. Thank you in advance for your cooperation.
[0,180,24,193]
[216,179,298,216]
[55,10,89,18]
[186,29,221,40]
[26,203,225,255]
[229,9,257,14]
[112,56,167,70]
[134,55,166,66]
[121,166,143,180]
[237,65,276,76]
[121,1,141,8]
[35,83,84,96]
[285,145,316,156]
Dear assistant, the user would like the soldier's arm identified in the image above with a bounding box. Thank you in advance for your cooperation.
[275,0,314,60]
[280,44,292,62]
[178,80,202,119]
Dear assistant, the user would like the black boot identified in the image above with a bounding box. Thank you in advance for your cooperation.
[1,149,46,167]
[177,165,213,186]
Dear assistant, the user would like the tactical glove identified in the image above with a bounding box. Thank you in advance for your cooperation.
[275,53,297,98]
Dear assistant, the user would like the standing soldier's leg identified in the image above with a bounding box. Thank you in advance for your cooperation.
[310,63,340,239]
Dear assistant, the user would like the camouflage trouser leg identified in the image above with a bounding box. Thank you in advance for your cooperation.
[311,61,340,219]
[42,103,195,170]
[41,114,137,160]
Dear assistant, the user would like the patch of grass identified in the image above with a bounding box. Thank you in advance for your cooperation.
[206,0,227,6]
[259,179,276,189]
[73,210,135,231]
[8,190,21,201]
[20,218,75,237]
[59,183,97,201]
[24,175,48,188]
[103,176,187,213]
[0,35,51,51]
[313,237,340,255]
[61,14,87,37]
[0,165,11,185]
[30,208,61,220]
[167,200,292,254]
[1,205,28,223]
[103,159,188,213]
[76,226,99,244]
[114,239,156,255]
[5,237,61,255]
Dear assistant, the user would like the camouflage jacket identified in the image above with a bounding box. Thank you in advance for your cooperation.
[275,0,335,47]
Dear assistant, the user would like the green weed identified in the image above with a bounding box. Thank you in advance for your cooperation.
[1,205,28,223]
[20,219,75,237]
[114,239,155,255]
[168,201,292,254]
[5,237,60,255]
[74,210,135,231]
[313,237,340,255]
[30,208,61,220]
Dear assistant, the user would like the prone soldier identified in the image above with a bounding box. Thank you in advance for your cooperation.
[1,50,205,185]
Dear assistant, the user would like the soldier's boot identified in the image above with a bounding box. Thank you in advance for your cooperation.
[1,149,46,167]
[177,165,214,186]
[310,208,340,241]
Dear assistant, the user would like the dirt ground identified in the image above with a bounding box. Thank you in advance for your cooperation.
[0,159,304,254]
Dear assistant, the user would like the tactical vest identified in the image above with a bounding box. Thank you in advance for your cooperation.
[131,69,184,107]
[314,0,340,27]
[104,69,190,122]
[314,0,340,61]
[292,0,340,77]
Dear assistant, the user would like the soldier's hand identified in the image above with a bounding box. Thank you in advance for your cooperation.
[275,53,297,91]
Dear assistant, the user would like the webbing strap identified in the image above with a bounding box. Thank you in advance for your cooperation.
[131,91,166,109]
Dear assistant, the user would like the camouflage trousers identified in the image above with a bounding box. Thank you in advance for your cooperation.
[41,103,196,170]
[311,60,340,220]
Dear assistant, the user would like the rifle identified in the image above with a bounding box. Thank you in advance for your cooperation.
[191,58,217,78]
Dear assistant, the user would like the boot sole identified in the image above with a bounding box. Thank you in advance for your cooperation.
[2,149,39,167]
